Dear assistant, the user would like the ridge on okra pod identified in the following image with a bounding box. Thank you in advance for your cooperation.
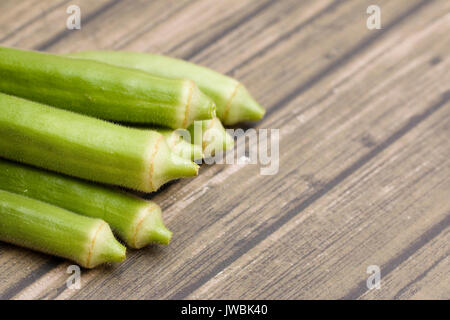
[0,46,216,129]
[0,159,172,248]
[0,189,126,268]
[0,93,199,193]
[67,50,265,125]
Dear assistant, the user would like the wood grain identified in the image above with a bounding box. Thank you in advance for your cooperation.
[0,0,117,49]
[0,0,65,42]
[190,101,450,299]
[0,0,448,300]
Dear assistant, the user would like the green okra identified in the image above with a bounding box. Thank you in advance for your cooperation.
[140,118,234,160]
[155,128,204,161]
[68,51,265,125]
[0,93,198,193]
[0,46,216,129]
[0,189,125,268]
[188,118,235,158]
[0,159,172,248]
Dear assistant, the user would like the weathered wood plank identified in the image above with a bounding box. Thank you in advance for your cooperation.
[189,103,450,298]
[194,0,426,106]
[0,0,448,300]
[0,0,117,50]
[183,3,450,298]
[190,0,339,73]
[40,0,278,56]
[119,0,297,59]
[360,230,449,300]
[45,0,447,299]
[399,254,449,300]
[141,0,433,222]
[39,0,193,53]
[0,0,65,42]
[0,246,61,300]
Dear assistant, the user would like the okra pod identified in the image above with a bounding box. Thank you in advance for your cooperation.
[0,159,172,248]
[0,46,216,129]
[0,189,125,268]
[68,51,265,125]
[0,93,198,192]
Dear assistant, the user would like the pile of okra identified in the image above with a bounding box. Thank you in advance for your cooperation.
[0,47,265,268]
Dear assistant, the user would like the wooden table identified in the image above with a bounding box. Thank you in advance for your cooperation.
[0,0,448,300]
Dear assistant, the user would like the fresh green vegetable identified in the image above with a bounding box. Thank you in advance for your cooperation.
[0,46,216,129]
[188,118,235,158]
[0,93,198,192]
[67,51,265,125]
[0,189,125,268]
[155,128,204,161]
[0,159,172,248]
[139,118,234,160]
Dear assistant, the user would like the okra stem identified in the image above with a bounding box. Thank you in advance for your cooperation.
[0,189,125,268]
[0,47,216,129]
[67,51,265,125]
[0,93,198,192]
[0,159,172,248]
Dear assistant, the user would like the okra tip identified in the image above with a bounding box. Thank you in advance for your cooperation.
[152,225,173,246]
[201,118,235,158]
[168,153,200,178]
[103,239,127,263]
[85,221,126,268]
[133,205,172,248]
[150,151,199,192]
[225,85,265,125]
